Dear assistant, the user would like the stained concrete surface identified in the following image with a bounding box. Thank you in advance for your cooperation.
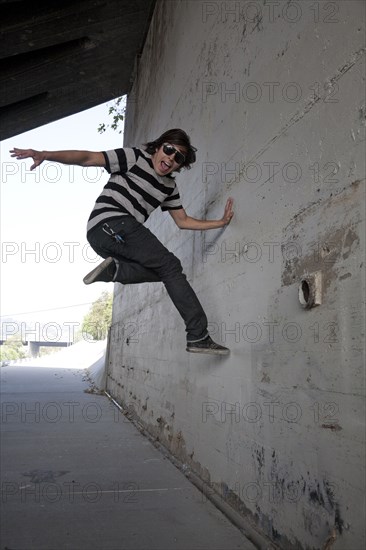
[0,364,257,550]
[116,2,366,547]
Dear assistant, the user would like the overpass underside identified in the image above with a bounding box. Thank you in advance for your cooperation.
[0,0,156,140]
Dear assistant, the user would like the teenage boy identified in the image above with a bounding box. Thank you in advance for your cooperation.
[10,129,234,355]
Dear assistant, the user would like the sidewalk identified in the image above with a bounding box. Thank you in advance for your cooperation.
[0,363,257,550]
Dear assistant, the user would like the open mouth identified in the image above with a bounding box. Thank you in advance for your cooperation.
[160,160,171,171]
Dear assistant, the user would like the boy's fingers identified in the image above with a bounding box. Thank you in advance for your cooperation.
[10,148,32,158]
[226,199,234,213]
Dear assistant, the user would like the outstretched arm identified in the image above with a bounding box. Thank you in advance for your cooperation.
[9,148,106,171]
[169,197,234,230]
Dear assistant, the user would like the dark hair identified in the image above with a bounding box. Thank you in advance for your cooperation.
[144,128,197,171]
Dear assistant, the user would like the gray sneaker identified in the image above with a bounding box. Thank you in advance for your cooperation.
[83,257,116,285]
[186,335,230,356]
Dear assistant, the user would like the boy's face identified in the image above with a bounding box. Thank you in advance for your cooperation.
[151,143,187,176]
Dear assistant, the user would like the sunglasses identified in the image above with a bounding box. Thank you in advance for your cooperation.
[162,143,186,165]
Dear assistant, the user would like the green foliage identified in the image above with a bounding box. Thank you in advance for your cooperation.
[82,291,113,341]
[97,96,125,134]
[0,335,27,361]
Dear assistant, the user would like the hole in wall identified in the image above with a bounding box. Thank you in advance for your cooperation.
[298,273,322,309]
[299,278,313,309]
[300,280,310,304]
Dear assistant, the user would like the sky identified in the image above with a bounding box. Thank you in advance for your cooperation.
[0,99,125,340]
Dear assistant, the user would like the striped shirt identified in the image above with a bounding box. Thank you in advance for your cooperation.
[87,147,182,234]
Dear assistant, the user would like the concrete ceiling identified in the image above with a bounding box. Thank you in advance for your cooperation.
[0,0,156,141]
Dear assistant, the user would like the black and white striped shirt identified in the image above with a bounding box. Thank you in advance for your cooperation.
[87,147,182,235]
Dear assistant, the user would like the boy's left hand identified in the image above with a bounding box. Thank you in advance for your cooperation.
[222,197,234,225]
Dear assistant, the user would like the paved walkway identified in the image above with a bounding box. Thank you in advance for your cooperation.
[0,364,257,550]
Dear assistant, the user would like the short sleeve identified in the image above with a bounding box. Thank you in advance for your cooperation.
[161,186,183,211]
[102,148,137,174]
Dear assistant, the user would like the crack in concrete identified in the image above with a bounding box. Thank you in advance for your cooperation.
[225,47,366,190]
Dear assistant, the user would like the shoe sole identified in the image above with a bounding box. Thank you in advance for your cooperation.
[83,257,114,285]
[186,347,230,356]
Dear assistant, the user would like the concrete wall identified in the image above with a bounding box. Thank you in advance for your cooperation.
[106,1,365,548]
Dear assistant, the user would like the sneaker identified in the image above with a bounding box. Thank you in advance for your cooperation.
[83,257,116,285]
[186,335,230,356]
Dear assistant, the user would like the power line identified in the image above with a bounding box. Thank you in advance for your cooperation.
[1,302,94,318]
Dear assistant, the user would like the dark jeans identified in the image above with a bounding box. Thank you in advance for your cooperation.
[87,216,208,342]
